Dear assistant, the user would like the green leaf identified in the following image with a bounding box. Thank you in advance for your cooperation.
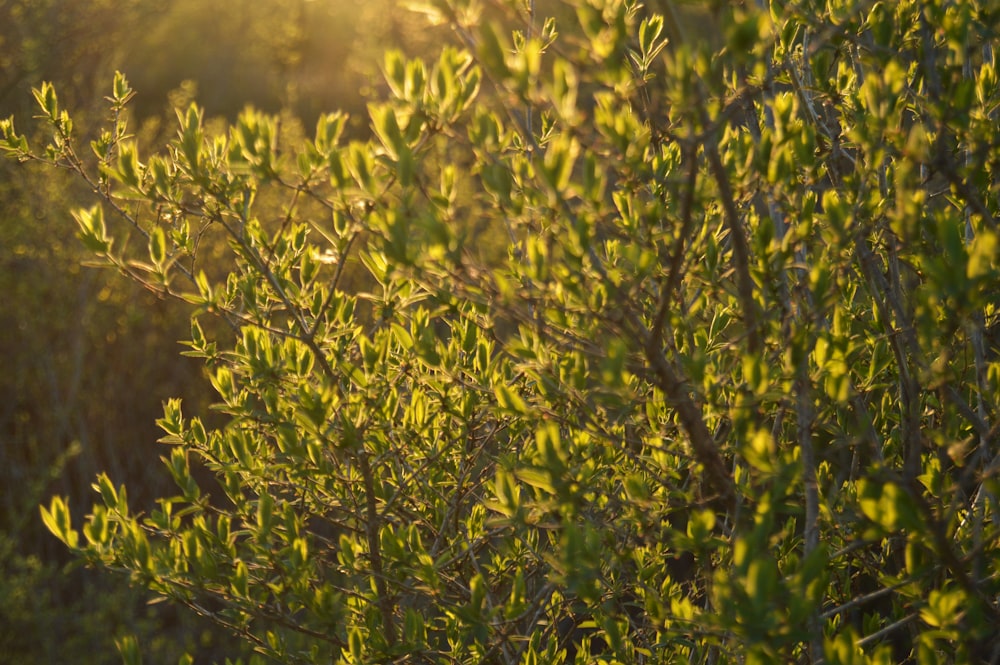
[256,494,274,540]
[383,50,408,99]
[369,103,405,160]
[112,71,134,105]
[149,226,166,267]
[40,496,78,549]
[83,506,110,546]
[744,429,775,473]
[858,479,921,532]
[95,473,119,508]
[920,588,966,629]
[0,115,30,157]
[967,229,997,280]
[638,15,665,58]
[73,205,112,254]
[541,133,579,193]
[687,509,716,543]
[347,141,377,196]
[491,469,521,517]
[494,383,528,414]
[348,627,364,661]
[314,112,346,153]
[515,467,555,494]
[116,142,142,188]
[177,104,204,175]
[477,23,509,79]
[33,81,58,120]
[115,634,142,665]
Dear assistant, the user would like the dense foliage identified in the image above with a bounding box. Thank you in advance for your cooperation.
[4,0,1000,663]
[1,1,426,661]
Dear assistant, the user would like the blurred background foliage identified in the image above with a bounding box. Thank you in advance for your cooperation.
[0,0,716,662]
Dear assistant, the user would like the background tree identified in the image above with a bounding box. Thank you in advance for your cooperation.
[4,0,1000,663]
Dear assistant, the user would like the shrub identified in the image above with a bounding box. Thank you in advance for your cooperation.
[5,0,1000,662]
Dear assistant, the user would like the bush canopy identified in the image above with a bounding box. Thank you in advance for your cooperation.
[4,0,1000,662]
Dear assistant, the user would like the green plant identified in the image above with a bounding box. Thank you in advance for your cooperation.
[5,0,1000,662]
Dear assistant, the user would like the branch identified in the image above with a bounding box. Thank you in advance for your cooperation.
[637,310,737,510]
[702,128,764,356]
